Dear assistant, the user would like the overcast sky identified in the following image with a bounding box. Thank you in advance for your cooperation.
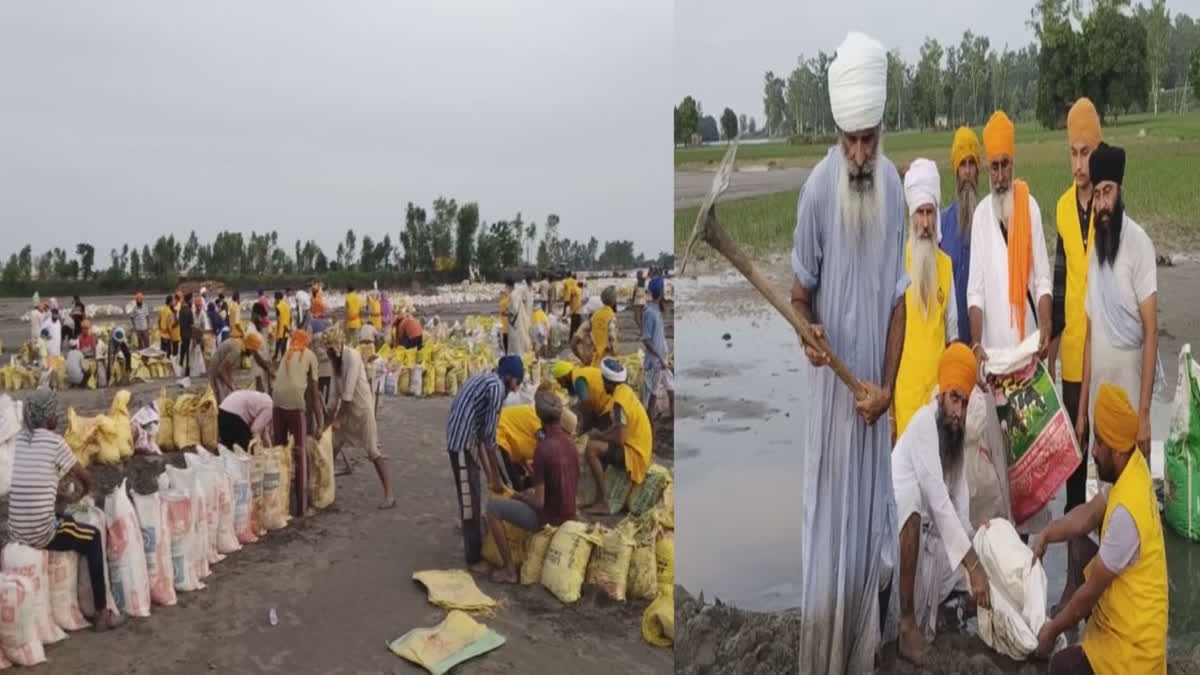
[0,1,673,262]
[675,0,1199,126]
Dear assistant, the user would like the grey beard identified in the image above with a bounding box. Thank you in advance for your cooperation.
[957,183,977,238]
[910,234,938,319]
[839,162,883,247]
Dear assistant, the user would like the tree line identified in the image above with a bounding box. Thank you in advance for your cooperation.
[1,196,671,295]
[676,0,1200,142]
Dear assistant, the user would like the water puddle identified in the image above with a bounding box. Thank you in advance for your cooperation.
[674,274,1200,657]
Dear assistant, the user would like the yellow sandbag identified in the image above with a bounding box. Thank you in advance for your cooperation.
[156,388,175,451]
[626,518,659,601]
[656,482,674,530]
[422,365,436,396]
[627,464,671,515]
[481,520,531,569]
[411,569,497,612]
[108,390,134,459]
[196,387,219,450]
[519,525,556,586]
[585,521,635,601]
[539,521,598,603]
[387,610,506,675]
[604,465,633,515]
[63,408,97,468]
[172,393,201,449]
[307,428,335,509]
[398,367,411,395]
[655,531,674,591]
[434,364,448,395]
[642,587,674,647]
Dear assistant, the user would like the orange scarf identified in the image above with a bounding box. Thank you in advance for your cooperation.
[1007,179,1033,337]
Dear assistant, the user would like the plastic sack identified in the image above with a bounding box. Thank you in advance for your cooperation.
[220,446,257,544]
[261,443,288,531]
[642,587,674,648]
[626,518,659,601]
[132,491,177,607]
[308,428,335,510]
[197,387,219,450]
[0,573,43,666]
[539,521,598,604]
[166,466,210,585]
[983,333,1082,525]
[973,518,1064,660]
[655,531,674,591]
[0,544,63,645]
[519,526,556,586]
[1164,343,1200,540]
[387,609,506,675]
[410,365,424,397]
[157,389,176,451]
[604,465,633,515]
[186,454,224,566]
[250,450,267,537]
[108,390,135,460]
[172,394,202,449]
[965,386,1013,527]
[66,502,121,619]
[131,402,162,455]
[47,551,88,630]
[162,487,202,592]
[103,480,151,617]
[411,570,497,612]
[585,521,635,601]
[481,521,531,569]
[626,464,671,516]
[0,397,21,498]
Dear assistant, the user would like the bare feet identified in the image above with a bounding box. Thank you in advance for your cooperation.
[470,561,492,575]
[898,617,932,667]
[378,497,396,510]
[490,568,518,584]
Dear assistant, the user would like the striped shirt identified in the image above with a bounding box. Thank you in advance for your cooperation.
[9,429,76,548]
[445,372,506,455]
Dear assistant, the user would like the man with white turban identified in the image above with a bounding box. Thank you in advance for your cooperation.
[893,158,958,440]
[791,31,908,673]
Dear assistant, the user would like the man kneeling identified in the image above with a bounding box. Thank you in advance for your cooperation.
[1033,382,1167,673]
[483,390,579,584]
[891,342,991,665]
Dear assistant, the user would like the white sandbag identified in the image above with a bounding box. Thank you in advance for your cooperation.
[166,466,210,584]
[214,468,240,554]
[0,573,43,666]
[67,501,120,620]
[47,551,88,630]
[0,544,63,645]
[132,492,177,607]
[161,487,202,592]
[409,365,424,397]
[186,453,224,565]
[0,396,19,498]
[973,518,1066,660]
[220,446,256,545]
[131,403,162,455]
[103,480,151,617]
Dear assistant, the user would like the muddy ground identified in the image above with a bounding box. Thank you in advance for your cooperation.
[0,297,673,674]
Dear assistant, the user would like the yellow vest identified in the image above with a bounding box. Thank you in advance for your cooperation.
[1081,450,1168,674]
[603,384,652,484]
[496,405,541,464]
[590,306,616,366]
[571,366,611,415]
[158,305,172,333]
[275,301,291,339]
[1055,185,1096,383]
[369,297,383,330]
[345,293,362,330]
[894,243,954,438]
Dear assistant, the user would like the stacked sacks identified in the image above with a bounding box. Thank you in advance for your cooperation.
[156,389,176,451]
[172,393,202,449]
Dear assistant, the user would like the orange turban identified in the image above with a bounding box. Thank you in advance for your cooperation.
[286,329,309,361]
[243,332,263,353]
[951,126,981,172]
[1067,98,1100,148]
[1094,382,1137,452]
[938,342,977,397]
[983,111,1015,161]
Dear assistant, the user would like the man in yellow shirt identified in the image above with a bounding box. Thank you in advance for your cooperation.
[344,284,363,345]
[499,280,512,354]
[158,295,177,355]
[1033,383,1167,674]
[581,359,652,514]
[563,271,583,337]
[274,291,291,361]
[368,292,383,332]
[531,307,550,358]
[495,404,541,491]
[893,159,958,440]
[228,291,244,339]
[585,286,619,366]
[553,361,612,433]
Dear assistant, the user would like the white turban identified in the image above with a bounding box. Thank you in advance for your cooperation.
[600,358,627,384]
[828,32,888,133]
[904,158,942,240]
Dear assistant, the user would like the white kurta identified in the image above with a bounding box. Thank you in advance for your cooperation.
[508,285,533,355]
[965,193,1052,352]
[891,402,971,641]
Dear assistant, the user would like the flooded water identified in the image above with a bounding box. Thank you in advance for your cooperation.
[675,272,1200,658]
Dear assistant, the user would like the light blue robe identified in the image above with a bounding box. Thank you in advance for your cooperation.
[792,146,909,673]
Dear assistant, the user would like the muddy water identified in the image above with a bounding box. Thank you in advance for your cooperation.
[675,273,1200,659]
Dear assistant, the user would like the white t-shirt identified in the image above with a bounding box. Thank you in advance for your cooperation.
[40,319,62,357]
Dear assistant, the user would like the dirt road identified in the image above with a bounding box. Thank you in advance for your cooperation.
[674,167,809,209]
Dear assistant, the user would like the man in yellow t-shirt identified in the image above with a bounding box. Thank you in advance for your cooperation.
[893,159,957,440]
[531,307,550,357]
[158,295,177,355]
[273,291,291,361]
[578,285,618,367]
[495,404,541,491]
[581,359,651,514]
[1033,383,1167,674]
[499,280,513,354]
[344,284,363,344]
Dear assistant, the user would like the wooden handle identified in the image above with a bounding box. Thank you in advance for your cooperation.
[700,209,865,400]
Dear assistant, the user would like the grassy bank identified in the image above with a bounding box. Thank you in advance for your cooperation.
[675,112,1200,255]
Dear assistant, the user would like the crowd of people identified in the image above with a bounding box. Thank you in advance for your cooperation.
[795,31,1168,674]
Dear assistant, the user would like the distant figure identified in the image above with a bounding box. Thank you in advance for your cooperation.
[129,292,150,349]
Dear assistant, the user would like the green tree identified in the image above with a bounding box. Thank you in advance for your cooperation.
[1139,0,1171,114]
[430,197,457,262]
[182,231,199,273]
[720,107,738,141]
[130,249,141,280]
[762,72,786,136]
[455,202,481,271]
[75,243,95,280]
[698,115,719,142]
[912,38,944,128]
[677,96,700,144]
[525,220,537,265]
[738,113,747,136]
[1032,0,1083,128]
[748,117,757,134]
[2,255,19,284]
[342,229,357,270]
[597,240,637,269]
[1083,4,1149,122]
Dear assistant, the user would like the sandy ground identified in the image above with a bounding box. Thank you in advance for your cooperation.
[674,168,810,210]
[0,297,673,674]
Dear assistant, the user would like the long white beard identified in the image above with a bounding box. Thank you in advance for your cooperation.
[992,189,1014,226]
[838,159,885,248]
[910,233,938,320]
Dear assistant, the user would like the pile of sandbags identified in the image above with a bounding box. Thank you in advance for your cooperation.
[63,391,137,468]
[0,395,21,497]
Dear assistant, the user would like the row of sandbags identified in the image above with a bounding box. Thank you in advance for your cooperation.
[60,387,218,469]
[0,435,335,668]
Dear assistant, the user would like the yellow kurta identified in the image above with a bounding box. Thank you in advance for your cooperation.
[1055,184,1096,384]
[228,301,243,338]
[894,244,954,438]
[603,384,652,484]
[590,305,616,366]
[571,366,612,416]
[495,405,541,464]
[1081,450,1168,674]
[275,301,291,339]
[345,293,363,330]
[369,297,383,331]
